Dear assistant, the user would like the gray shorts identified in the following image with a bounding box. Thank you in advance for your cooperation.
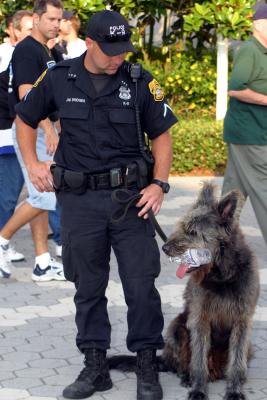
[12,125,56,211]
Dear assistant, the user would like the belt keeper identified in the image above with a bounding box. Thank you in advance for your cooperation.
[88,175,97,190]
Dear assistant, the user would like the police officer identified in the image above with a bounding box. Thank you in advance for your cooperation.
[15,10,177,400]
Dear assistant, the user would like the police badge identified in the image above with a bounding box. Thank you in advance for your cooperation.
[119,85,131,100]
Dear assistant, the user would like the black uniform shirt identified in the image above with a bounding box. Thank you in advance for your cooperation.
[16,55,178,172]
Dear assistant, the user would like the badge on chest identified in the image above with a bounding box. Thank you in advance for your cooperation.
[119,81,131,105]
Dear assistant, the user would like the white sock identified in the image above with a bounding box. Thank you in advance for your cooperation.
[0,236,10,247]
[35,252,50,269]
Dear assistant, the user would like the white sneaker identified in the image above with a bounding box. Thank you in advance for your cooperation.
[32,257,66,281]
[7,245,25,262]
[0,244,11,278]
[55,244,62,258]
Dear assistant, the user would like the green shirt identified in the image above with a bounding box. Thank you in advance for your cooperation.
[224,36,267,145]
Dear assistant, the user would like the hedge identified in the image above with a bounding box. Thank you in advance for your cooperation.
[169,115,227,175]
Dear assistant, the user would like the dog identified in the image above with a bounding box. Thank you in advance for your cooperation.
[161,181,260,400]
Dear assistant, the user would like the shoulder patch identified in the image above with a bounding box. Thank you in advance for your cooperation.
[148,79,164,101]
[32,69,48,88]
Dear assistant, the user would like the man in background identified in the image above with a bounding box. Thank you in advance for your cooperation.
[0,16,17,72]
[0,0,64,281]
[57,10,86,58]
[0,10,33,273]
[222,3,267,246]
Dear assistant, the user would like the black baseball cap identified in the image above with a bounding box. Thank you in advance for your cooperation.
[253,4,267,20]
[86,10,136,56]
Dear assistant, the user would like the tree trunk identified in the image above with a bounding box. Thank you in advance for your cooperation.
[216,35,229,121]
[148,18,155,59]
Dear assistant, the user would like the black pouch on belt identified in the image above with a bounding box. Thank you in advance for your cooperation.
[50,164,64,191]
[63,169,87,194]
[135,158,151,189]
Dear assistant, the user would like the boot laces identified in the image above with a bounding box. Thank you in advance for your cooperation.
[137,351,158,383]
[77,365,94,382]
[77,349,106,382]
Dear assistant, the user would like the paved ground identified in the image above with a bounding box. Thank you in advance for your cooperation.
[0,176,267,400]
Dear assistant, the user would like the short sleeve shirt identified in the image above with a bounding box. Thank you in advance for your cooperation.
[224,37,267,145]
[15,57,178,172]
[11,36,57,102]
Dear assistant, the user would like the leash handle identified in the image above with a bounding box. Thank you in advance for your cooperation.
[111,188,168,242]
[111,189,142,223]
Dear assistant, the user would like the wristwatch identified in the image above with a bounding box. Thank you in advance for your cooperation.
[151,179,170,194]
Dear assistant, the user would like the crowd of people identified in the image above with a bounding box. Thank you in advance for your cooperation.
[0,2,86,280]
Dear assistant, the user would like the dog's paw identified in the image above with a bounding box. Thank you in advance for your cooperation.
[224,392,246,400]
[188,390,208,400]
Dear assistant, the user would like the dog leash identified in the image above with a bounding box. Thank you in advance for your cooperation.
[111,188,167,243]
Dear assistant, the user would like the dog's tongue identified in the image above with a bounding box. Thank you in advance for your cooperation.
[176,263,190,279]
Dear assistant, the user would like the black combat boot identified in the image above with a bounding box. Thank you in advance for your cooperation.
[136,349,163,400]
[62,348,112,399]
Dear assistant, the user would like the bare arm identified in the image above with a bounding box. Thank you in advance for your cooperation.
[15,116,54,192]
[18,84,59,155]
[136,131,173,218]
[228,88,267,106]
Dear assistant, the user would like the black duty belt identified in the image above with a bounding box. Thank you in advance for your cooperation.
[51,160,151,194]
[51,165,136,193]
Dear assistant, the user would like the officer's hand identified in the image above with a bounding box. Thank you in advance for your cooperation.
[136,184,164,219]
[44,126,59,156]
[28,160,54,193]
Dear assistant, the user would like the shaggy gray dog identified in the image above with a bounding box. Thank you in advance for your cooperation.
[162,182,260,400]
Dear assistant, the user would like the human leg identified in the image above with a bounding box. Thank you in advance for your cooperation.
[0,202,43,240]
[31,212,49,256]
[59,190,113,398]
[0,153,25,263]
[226,144,267,245]
[10,127,64,280]
[222,144,248,198]
[110,204,164,400]
[0,154,24,228]
[48,203,62,256]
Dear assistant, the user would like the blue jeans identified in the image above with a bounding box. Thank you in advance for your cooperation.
[0,153,24,229]
[49,203,62,245]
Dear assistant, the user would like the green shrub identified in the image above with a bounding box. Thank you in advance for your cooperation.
[169,115,227,175]
[141,50,217,113]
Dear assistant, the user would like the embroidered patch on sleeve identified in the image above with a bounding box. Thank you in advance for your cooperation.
[32,69,48,88]
[148,79,164,101]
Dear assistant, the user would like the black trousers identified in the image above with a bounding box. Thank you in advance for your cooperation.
[58,189,164,353]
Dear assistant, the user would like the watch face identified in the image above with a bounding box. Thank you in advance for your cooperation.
[152,179,170,193]
[163,182,170,193]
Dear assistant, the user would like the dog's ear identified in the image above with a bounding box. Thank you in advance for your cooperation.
[194,181,216,208]
[218,190,244,221]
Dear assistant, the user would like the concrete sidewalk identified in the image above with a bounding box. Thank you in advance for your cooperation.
[0,176,267,400]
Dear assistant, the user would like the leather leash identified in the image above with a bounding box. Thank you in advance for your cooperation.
[111,188,167,243]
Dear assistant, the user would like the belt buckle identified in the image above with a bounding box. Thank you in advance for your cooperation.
[110,168,122,188]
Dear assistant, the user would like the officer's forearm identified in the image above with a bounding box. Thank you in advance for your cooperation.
[15,116,38,169]
[151,131,173,181]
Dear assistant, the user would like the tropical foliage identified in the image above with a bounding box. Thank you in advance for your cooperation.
[0,1,258,172]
